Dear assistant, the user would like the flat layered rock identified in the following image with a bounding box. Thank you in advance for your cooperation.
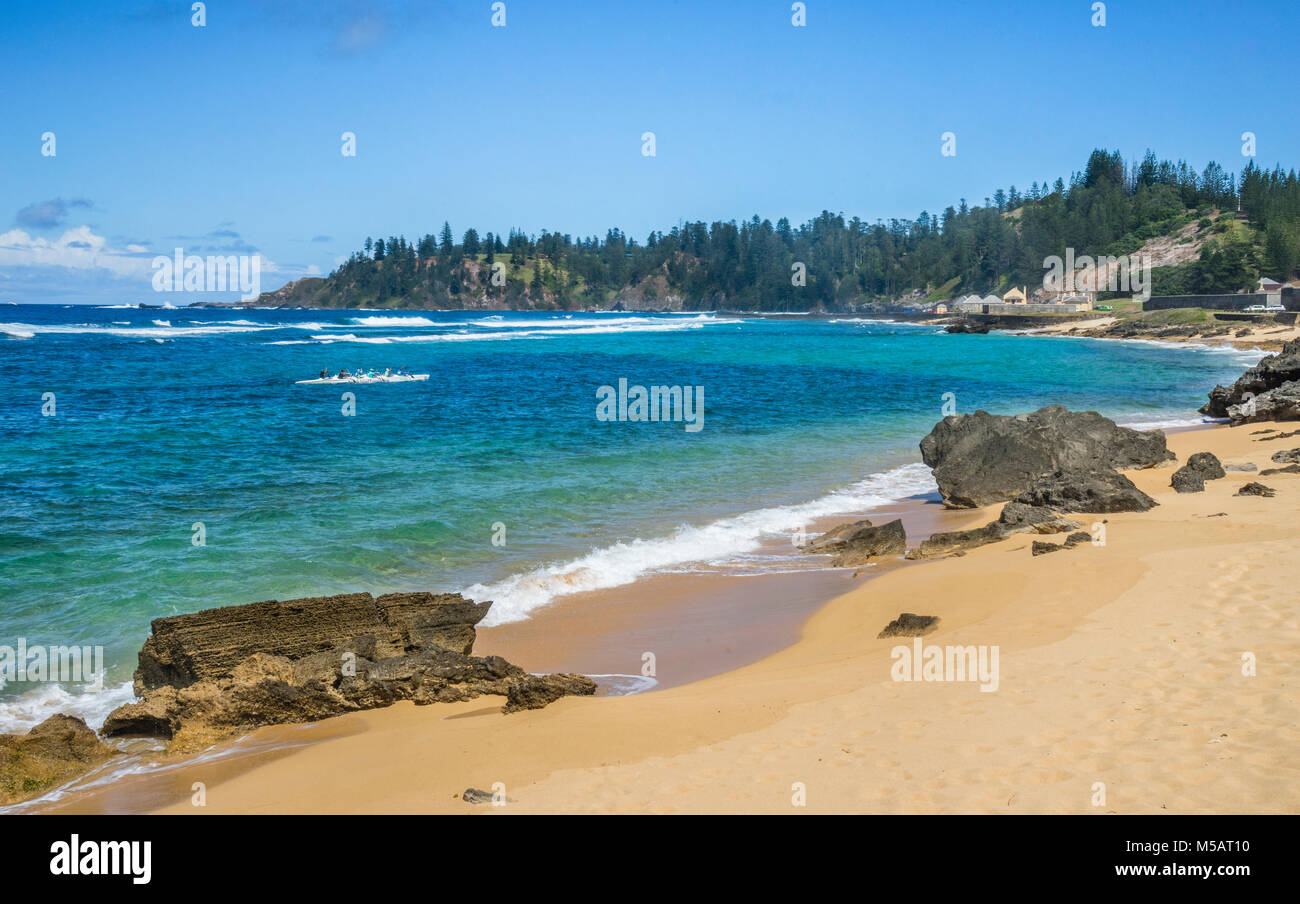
[105,590,592,750]
[134,591,490,693]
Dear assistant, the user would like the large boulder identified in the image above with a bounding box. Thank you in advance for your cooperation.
[919,406,1173,508]
[0,714,115,805]
[805,518,907,567]
[104,591,593,750]
[1202,339,1300,420]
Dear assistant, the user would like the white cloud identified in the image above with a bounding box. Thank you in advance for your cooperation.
[0,226,153,279]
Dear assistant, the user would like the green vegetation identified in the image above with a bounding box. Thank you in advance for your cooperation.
[298,150,1300,310]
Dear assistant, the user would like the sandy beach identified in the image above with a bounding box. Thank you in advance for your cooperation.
[36,420,1298,815]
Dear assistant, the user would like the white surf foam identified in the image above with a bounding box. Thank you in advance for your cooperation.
[0,680,135,735]
[314,319,715,346]
[830,318,939,327]
[465,462,937,626]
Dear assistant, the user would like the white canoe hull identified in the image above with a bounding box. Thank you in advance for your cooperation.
[295,374,430,385]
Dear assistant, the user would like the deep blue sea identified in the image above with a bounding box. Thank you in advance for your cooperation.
[0,304,1260,729]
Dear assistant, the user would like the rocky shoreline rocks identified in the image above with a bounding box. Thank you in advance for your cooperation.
[1203,338,1300,423]
[0,715,116,806]
[101,591,596,751]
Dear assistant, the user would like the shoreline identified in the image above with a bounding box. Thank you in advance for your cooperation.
[32,419,1300,815]
[26,476,992,814]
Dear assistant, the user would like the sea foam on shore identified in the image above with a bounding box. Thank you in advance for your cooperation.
[466,462,938,625]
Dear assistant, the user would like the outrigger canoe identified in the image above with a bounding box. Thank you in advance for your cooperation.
[295,374,430,385]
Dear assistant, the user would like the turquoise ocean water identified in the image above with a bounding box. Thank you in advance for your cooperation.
[0,305,1260,729]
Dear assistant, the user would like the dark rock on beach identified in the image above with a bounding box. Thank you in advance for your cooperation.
[1031,540,1063,556]
[805,518,907,567]
[0,714,115,806]
[1260,464,1300,476]
[1170,452,1226,494]
[503,673,598,714]
[1270,448,1300,464]
[919,406,1173,508]
[877,613,939,638]
[1236,482,1276,497]
[103,591,594,750]
[1064,531,1093,547]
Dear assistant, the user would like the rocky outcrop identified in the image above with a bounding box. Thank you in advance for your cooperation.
[804,518,907,567]
[131,591,489,693]
[919,406,1173,508]
[1202,338,1300,421]
[103,591,594,750]
[877,613,939,638]
[1236,482,1276,497]
[1270,448,1300,464]
[944,318,990,334]
[0,714,115,805]
[1170,452,1226,494]
[906,502,1081,559]
[1033,528,1097,557]
[1013,467,1157,513]
[1225,383,1300,422]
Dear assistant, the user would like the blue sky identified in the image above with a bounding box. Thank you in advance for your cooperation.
[2,0,1296,304]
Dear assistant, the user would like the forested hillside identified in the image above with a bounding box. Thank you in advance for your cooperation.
[261,150,1300,311]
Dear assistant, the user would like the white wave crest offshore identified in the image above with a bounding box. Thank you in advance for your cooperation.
[0,322,276,339]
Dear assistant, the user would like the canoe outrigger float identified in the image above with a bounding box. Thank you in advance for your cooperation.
[295,374,430,385]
